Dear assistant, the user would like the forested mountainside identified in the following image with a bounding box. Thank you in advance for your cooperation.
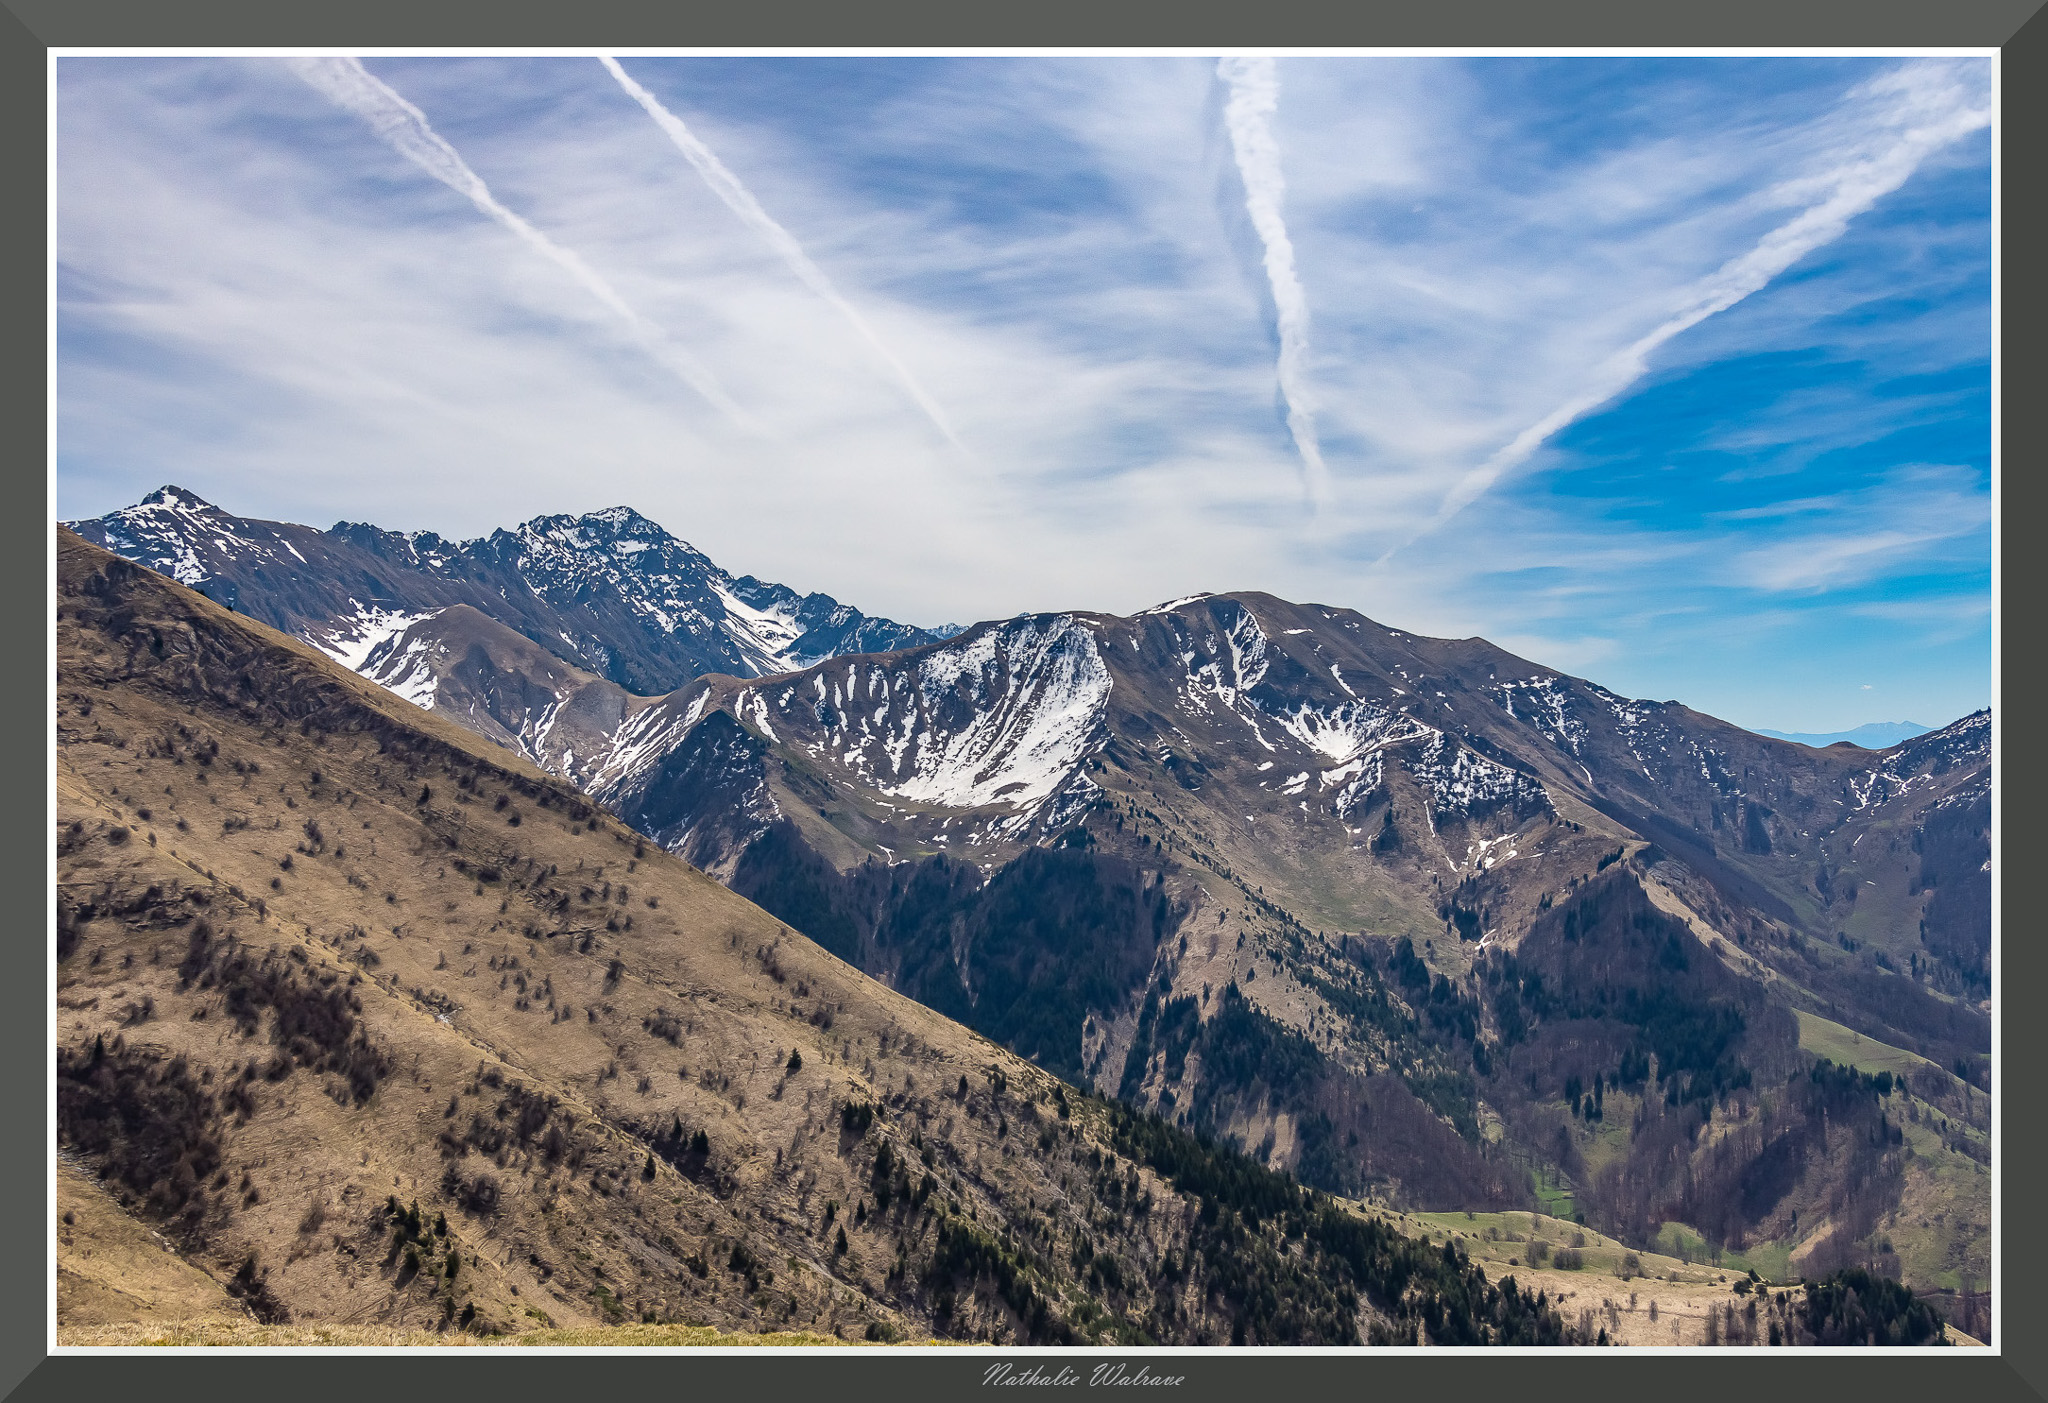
[57,527,1590,1345]
[71,496,1993,1324]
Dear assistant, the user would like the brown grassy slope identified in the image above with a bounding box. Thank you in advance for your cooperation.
[58,1157,248,1327]
[52,530,1245,1344]
[57,1321,893,1347]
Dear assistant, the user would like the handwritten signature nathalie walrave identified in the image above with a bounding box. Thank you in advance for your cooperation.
[982,1364,1186,1389]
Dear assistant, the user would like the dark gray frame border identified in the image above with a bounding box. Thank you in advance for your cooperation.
[8,2,2038,1399]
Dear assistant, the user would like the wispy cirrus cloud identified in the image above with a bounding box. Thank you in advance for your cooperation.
[1737,528,1958,593]
[598,55,960,447]
[1720,462,1986,593]
[1390,59,1991,554]
[285,56,751,429]
[55,55,1991,732]
[1217,57,1329,508]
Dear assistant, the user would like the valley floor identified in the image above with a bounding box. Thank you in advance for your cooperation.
[1371,1207,1983,1348]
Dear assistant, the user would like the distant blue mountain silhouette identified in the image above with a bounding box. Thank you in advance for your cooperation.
[1755,721,1934,749]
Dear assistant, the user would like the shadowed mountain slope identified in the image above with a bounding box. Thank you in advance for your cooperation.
[69,500,1992,1318]
[359,592,1989,1302]
[57,527,1587,1346]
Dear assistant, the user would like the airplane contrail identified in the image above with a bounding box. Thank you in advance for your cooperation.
[1394,63,1992,556]
[1219,56,1330,510]
[286,56,753,430]
[600,56,961,448]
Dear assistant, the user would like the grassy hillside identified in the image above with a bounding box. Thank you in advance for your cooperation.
[54,529,1576,1347]
[57,1321,885,1347]
[58,1156,248,1328]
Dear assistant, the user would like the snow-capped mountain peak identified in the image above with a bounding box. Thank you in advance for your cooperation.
[89,485,264,586]
[67,489,946,695]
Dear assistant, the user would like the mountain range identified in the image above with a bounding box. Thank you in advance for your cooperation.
[60,526,1613,1345]
[69,487,952,696]
[1754,723,1934,750]
[58,488,1993,1343]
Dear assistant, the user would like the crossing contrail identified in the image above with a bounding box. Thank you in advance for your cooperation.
[286,56,752,430]
[1219,56,1329,509]
[1395,62,1992,555]
[600,56,961,447]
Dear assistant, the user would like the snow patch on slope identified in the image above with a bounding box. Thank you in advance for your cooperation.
[1182,604,1272,711]
[1321,751,1386,822]
[1493,676,1588,755]
[1411,734,1548,817]
[367,637,443,710]
[883,617,1112,810]
[1851,710,1990,810]
[1140,593,1213,616]
[1272,698,1435,765]
[712,582,809,672]
[587,702,699,796]
[1009,773,1104,838]
[311,605,432,674]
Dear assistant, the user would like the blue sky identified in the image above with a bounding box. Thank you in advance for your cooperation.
[54,55,1992,733]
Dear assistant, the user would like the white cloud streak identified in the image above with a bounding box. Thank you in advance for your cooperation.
[1727,466,1986,593]
[55,55,1991,730]
[1394,62,1992,555]
[1218,57,1330,509]
[1737,529,1953,592]
[599,55,961,448]
[285,56,752,430]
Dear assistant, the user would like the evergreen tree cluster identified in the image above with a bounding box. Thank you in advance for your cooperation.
[1105,1101,1580,1345]
[1797,1268,1948,1346]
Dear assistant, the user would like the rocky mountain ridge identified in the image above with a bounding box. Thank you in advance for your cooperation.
[68,494,1993,1318]
[58,526,1592,1345]
[67,487,949,696]
[324,589,1987,1304]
